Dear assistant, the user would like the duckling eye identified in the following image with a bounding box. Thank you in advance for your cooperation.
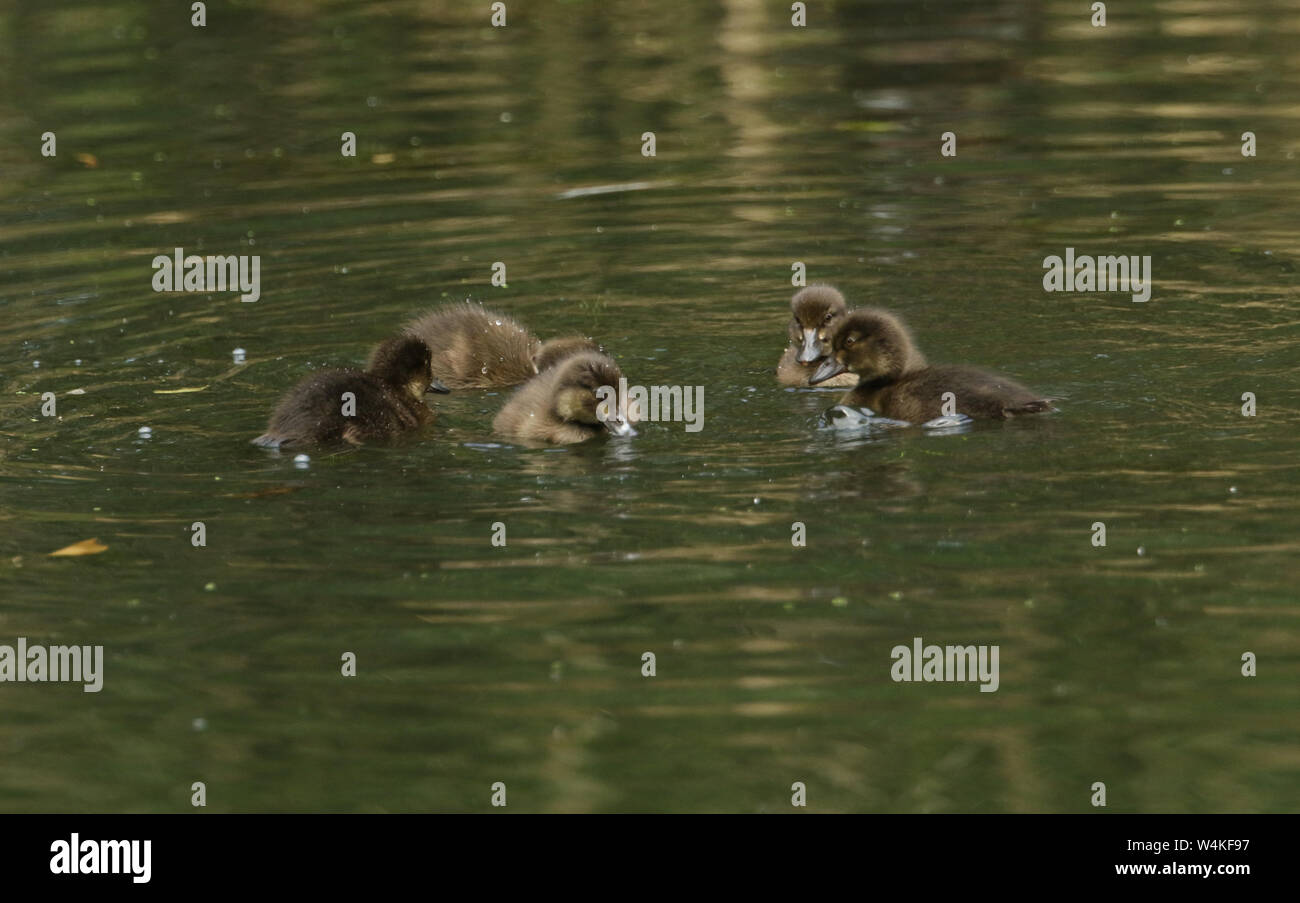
[823,314,833,323]
[844,336,856,347]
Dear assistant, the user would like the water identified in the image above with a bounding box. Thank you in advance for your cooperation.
[2,0,1298,812]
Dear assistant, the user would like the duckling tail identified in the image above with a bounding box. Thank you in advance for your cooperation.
[1006,399,1056,417]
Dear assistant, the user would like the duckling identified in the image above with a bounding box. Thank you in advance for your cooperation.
[810,308,1053,421]
[493,351,637,444]
[252,335,449,448]
[776,285,858,388]
[404,302,540,388]
[531,335,603,374]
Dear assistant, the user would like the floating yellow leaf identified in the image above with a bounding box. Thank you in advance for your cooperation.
[153,386,208,394]
[49,538,107,557]
[371,152,396,164]
[75,152,99,168]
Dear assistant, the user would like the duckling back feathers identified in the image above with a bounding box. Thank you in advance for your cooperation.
[405,302,539,388]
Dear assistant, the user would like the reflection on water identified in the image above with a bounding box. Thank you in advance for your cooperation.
[0,0,1298,812]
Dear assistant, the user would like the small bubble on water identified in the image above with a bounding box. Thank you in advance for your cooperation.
[137,426,153,438]
[1228,486,1239,494]
[1137,546,1146,556]
[32,361,39,368]
[294,453,311,469]
[192,718,208,732]
[499,111,512,123]
[232,347,246,363]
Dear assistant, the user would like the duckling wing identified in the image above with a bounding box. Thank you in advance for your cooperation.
[900,366,1050,421]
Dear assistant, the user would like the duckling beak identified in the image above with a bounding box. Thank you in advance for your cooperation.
[796,329,822,363]
[425,378,451,395]
[603,416,637,438]
[809,357,846,385]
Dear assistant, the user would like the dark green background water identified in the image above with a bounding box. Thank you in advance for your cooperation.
[2,0,1297,812]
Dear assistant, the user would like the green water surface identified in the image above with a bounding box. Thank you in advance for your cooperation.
[1,0,1298,812]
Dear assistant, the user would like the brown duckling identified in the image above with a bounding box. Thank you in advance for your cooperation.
[493,351,637,445]
[252,336,449,448]
[776,285,858,388]
[810,308,1053,421]
[531,335,603,374]
[404,302,540,388]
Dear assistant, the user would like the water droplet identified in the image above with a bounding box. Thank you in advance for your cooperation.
[137,426,153,438]
[293,453,310,469]
[232,347,246,363]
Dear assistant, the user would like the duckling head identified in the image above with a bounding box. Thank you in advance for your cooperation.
[810,308,926,385]
[532,336,603,374]
[552,352,637,437]
[789,285,849,363]
[367,335,451,399]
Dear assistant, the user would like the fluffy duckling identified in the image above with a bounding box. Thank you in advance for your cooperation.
[810,308,1053,421]
[493,351,637,444]
[404,302,540,388]
[252,336,449,448]
[531,335,603,374]
[776,285,858,388]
